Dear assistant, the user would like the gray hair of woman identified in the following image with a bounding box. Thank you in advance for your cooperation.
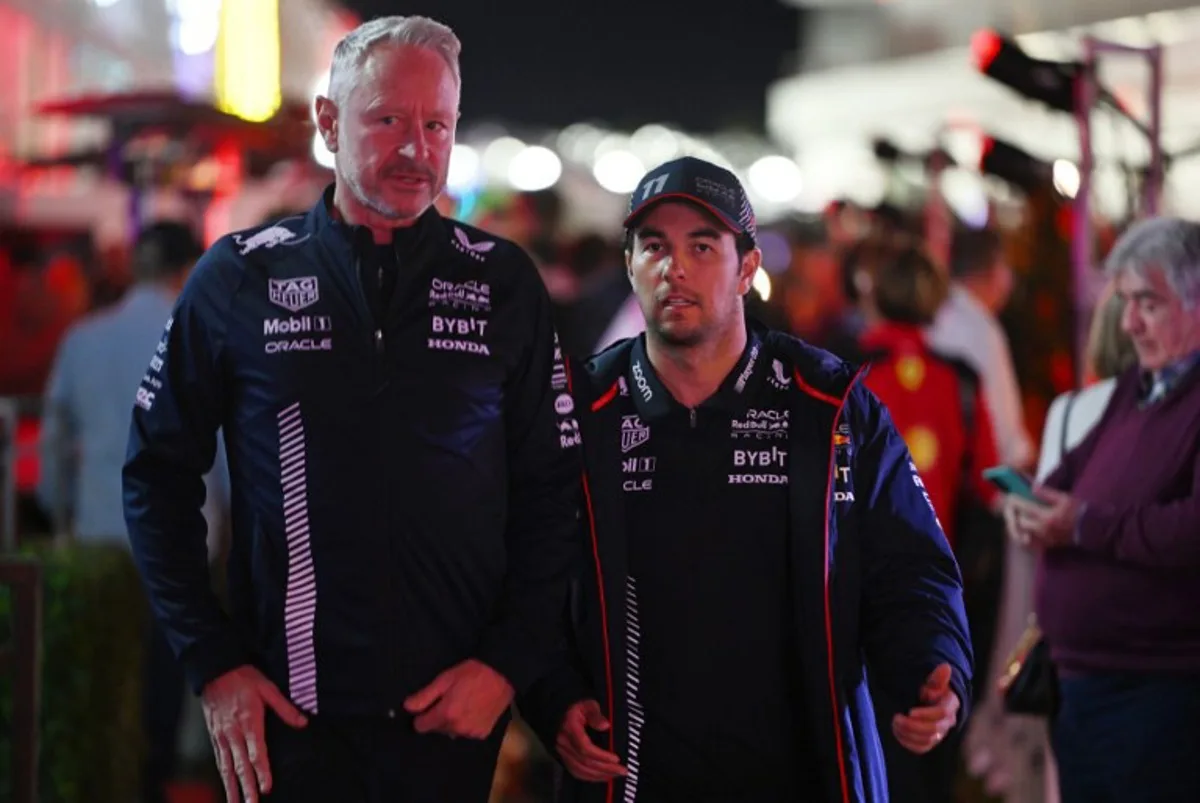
[1087,284,1138,380]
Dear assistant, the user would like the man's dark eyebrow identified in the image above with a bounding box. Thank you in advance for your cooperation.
[688,227,723,240]
[637,227,665,240]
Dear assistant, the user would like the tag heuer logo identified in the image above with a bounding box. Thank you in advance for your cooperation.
[620,415,650,453]
[269,277,319,312]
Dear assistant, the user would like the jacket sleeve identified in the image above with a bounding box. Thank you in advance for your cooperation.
[515,567,596,753]
[123,244,248,694]
[476,259,583,695]
[1074,442,1200,568]
[854,387,974,723]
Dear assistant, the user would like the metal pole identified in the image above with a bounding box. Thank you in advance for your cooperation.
[1146,44,1164,216]
[1071,38,1098,383]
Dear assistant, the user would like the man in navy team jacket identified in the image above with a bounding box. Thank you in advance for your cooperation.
[518,157,973,803]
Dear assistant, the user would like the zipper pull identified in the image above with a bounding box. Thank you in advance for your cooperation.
[375,328,384,354]
[689,408,697,428]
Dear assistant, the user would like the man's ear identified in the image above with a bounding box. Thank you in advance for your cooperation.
[625,248,634,286]
[737,247,763,296]
[314,96,339,153]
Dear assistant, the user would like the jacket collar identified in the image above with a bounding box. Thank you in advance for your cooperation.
[306,183,446,266]
[627,325,767,421]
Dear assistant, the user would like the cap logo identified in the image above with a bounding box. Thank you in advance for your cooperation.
[694,176,737,206]
[639,173,669,201]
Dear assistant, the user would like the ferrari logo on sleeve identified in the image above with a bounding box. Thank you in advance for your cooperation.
[896,355,926,392]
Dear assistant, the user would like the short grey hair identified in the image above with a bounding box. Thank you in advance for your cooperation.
[1104,216,1200,309]
[327,16,461,106]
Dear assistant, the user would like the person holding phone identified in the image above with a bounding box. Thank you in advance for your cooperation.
[1001,217,1200,803]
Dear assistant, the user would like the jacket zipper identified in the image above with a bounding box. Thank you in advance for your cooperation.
[571,363,617,803]
[819,365,870,803]
[375,264,385,354]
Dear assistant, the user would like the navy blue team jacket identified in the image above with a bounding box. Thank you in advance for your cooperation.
[519,328,973,803]
[123,188,581,717]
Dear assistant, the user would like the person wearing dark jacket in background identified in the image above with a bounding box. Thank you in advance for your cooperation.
[518,157,973,803]
[123,15,579,803]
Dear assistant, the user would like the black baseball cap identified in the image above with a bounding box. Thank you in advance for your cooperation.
[624,156,757,245]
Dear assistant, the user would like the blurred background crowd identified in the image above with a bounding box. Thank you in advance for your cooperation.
[0,0,1195,802]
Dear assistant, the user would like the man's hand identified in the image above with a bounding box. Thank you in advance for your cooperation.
[1005,486,1083,549]
[892,663,960,755]
[202,665,308,803]
[404,659,514,739]
[556,700,626,783]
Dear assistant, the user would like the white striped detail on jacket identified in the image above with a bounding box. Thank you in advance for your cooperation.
[278,402,318,713]
[624,575,643,802]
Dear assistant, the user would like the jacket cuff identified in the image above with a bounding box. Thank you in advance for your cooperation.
[949,667,973,732]
[179,631,250,695]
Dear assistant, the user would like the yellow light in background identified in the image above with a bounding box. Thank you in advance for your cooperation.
[215,0,281,122]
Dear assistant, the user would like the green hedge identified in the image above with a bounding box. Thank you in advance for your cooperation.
[0,542,147,803]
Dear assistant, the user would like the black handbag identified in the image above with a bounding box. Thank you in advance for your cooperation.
[998,616,1059,716]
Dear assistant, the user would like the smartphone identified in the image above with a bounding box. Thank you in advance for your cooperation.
[982,465,1041,502]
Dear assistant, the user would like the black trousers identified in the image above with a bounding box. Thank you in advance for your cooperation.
[1053,673,1200,803]
[264,711,509,803]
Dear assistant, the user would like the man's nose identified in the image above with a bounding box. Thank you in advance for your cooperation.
[395,125,429,159]
[660,253,688,281]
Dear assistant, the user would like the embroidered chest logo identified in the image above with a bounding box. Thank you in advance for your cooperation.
[731,408,789,440]
[729,444,788,486]
[834,422,855,503]
[235,225,308,255]
[622,453,656,493]
[268,277,320,312]
[769,359,791,391]
[621,415,651,453]
[621,416,654,492]
[428,277,491,312]
[551,334,569,392]
[452,227,496,262]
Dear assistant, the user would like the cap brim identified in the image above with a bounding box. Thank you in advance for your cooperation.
[623,192,743,236]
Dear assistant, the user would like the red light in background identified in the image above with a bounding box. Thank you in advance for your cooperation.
[1049,350,1076,393]
[978,136,996,170]
[971,29,1003,72]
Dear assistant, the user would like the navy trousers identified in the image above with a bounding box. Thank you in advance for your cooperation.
[1053,673,1200,803]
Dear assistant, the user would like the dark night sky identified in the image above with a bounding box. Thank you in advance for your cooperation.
[337,0,802,135]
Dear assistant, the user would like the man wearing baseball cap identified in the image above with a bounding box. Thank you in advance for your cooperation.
[517,156,973,802]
